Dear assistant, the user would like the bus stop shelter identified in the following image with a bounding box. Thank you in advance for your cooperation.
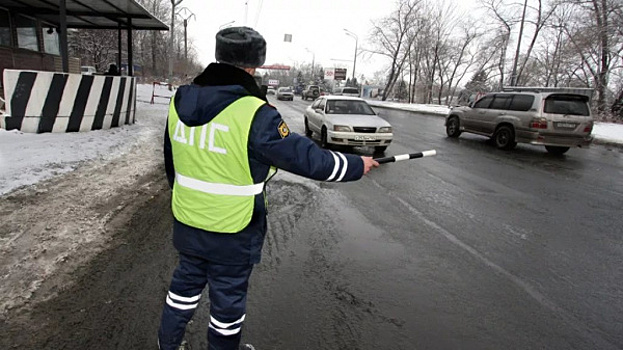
[0,0,168,76]
[0,0,168,133]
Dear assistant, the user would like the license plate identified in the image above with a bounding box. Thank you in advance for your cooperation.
[354,135,377,141]
[555,122,577,129]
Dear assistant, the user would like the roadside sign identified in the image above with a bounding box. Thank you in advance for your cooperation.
[334,68,347,81]
[324,69,335,80]
[268,79,279,86]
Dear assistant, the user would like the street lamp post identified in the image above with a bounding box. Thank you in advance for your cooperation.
[168,0,183,84]
[178,8,195,62]
[219,20,235,30]
[306,48,315,83]
[344,29,358,84]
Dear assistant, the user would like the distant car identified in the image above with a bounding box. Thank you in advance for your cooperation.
[302,85,320,100]
[276,87,294,101]
[303,96,393,153]
[80,66,97,75]
[333,87,360,97]
[267,87,276,95]
[445,89,594,154]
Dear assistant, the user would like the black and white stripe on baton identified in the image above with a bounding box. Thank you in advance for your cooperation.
[373,150,437,164]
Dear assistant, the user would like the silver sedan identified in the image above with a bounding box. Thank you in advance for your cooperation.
[303,96,393,153]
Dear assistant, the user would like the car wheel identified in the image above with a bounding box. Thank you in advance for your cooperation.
[321,127,330,149]
[493,125,517,150]
[304,118,313,137]
[312,90,320,98]
[374,146,388,154]
[545,146,570,155]
[446,116,462,138]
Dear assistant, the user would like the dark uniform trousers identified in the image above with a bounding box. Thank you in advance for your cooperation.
[158,253,254,350]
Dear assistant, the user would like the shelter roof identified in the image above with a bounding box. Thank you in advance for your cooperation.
[1,0,168,30]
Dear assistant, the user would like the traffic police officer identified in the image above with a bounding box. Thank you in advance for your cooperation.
[158,26,379,350]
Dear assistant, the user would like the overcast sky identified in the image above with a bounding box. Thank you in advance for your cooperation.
[179,0,410,79]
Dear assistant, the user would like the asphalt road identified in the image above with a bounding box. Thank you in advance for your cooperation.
[254,96,623,349]
[2,95,621,350]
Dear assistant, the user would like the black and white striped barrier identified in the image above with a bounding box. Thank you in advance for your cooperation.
[373,150,437,164]
[1,69,136,133]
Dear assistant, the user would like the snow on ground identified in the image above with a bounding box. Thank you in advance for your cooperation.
[1,87,622,196]
[367,100,623,146]
[0,84,173,195]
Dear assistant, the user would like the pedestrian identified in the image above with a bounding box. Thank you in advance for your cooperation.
[105,63,119,76]
[158,26,379,350]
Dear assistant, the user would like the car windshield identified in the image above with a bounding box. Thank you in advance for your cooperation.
[278,87,291,92]
[544,95,590,116]
[343,88,358,94]
[326,100,375,115]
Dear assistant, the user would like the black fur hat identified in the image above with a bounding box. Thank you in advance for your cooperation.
[215,26,266,68]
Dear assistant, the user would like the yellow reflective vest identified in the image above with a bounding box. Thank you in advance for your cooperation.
[167,95,272,233]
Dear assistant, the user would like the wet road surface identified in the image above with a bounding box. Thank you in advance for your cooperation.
[2,96,622,349]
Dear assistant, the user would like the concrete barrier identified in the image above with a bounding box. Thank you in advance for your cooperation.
[1,69,136,133]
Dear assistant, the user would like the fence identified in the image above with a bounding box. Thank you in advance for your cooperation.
[150,81,175,104]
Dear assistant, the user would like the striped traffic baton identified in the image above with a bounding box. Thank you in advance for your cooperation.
[373,150,437,164]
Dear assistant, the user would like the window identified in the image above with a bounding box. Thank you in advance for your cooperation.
[326,100,376,115]
[342,88,359,94]
[318,99,327,111]
[15,15,38,51]
[489,95,512,110]
[0,9,10,47]
[311,99,322,109]
[43,26,59,55]
[544,95,590,116]
[473,96,493,109]
[509,95,534,111]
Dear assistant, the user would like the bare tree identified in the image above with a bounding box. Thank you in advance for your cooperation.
[480,0,516,90]
[370,0,422,101]
[559,0,623,112]
[515,0,558,85]
[69,30,118,72]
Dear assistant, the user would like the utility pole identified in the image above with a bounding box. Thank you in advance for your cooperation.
[510,0,528,87]
[244,0,249,26]
[169,0,184,83]
[344,29,358,83]
[306,48,315,83]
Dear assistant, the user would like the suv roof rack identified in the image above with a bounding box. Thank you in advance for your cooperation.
[501,86,595,100]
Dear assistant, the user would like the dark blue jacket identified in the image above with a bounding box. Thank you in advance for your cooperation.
[164,63,364,265]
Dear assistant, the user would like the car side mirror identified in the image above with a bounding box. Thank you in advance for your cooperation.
[468,102,474,108]
[315,108,324,113]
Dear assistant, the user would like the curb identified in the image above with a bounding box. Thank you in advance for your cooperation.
[367,102,448,117]
[592,139,623,150]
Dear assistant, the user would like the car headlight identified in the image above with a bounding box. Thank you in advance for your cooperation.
[333,125,352,132]
[378,127,392,133]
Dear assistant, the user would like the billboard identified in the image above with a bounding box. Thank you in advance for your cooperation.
[334,68,347,81]
[324,68,347,81]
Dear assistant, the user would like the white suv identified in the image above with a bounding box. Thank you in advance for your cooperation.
[445,89,594,154]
